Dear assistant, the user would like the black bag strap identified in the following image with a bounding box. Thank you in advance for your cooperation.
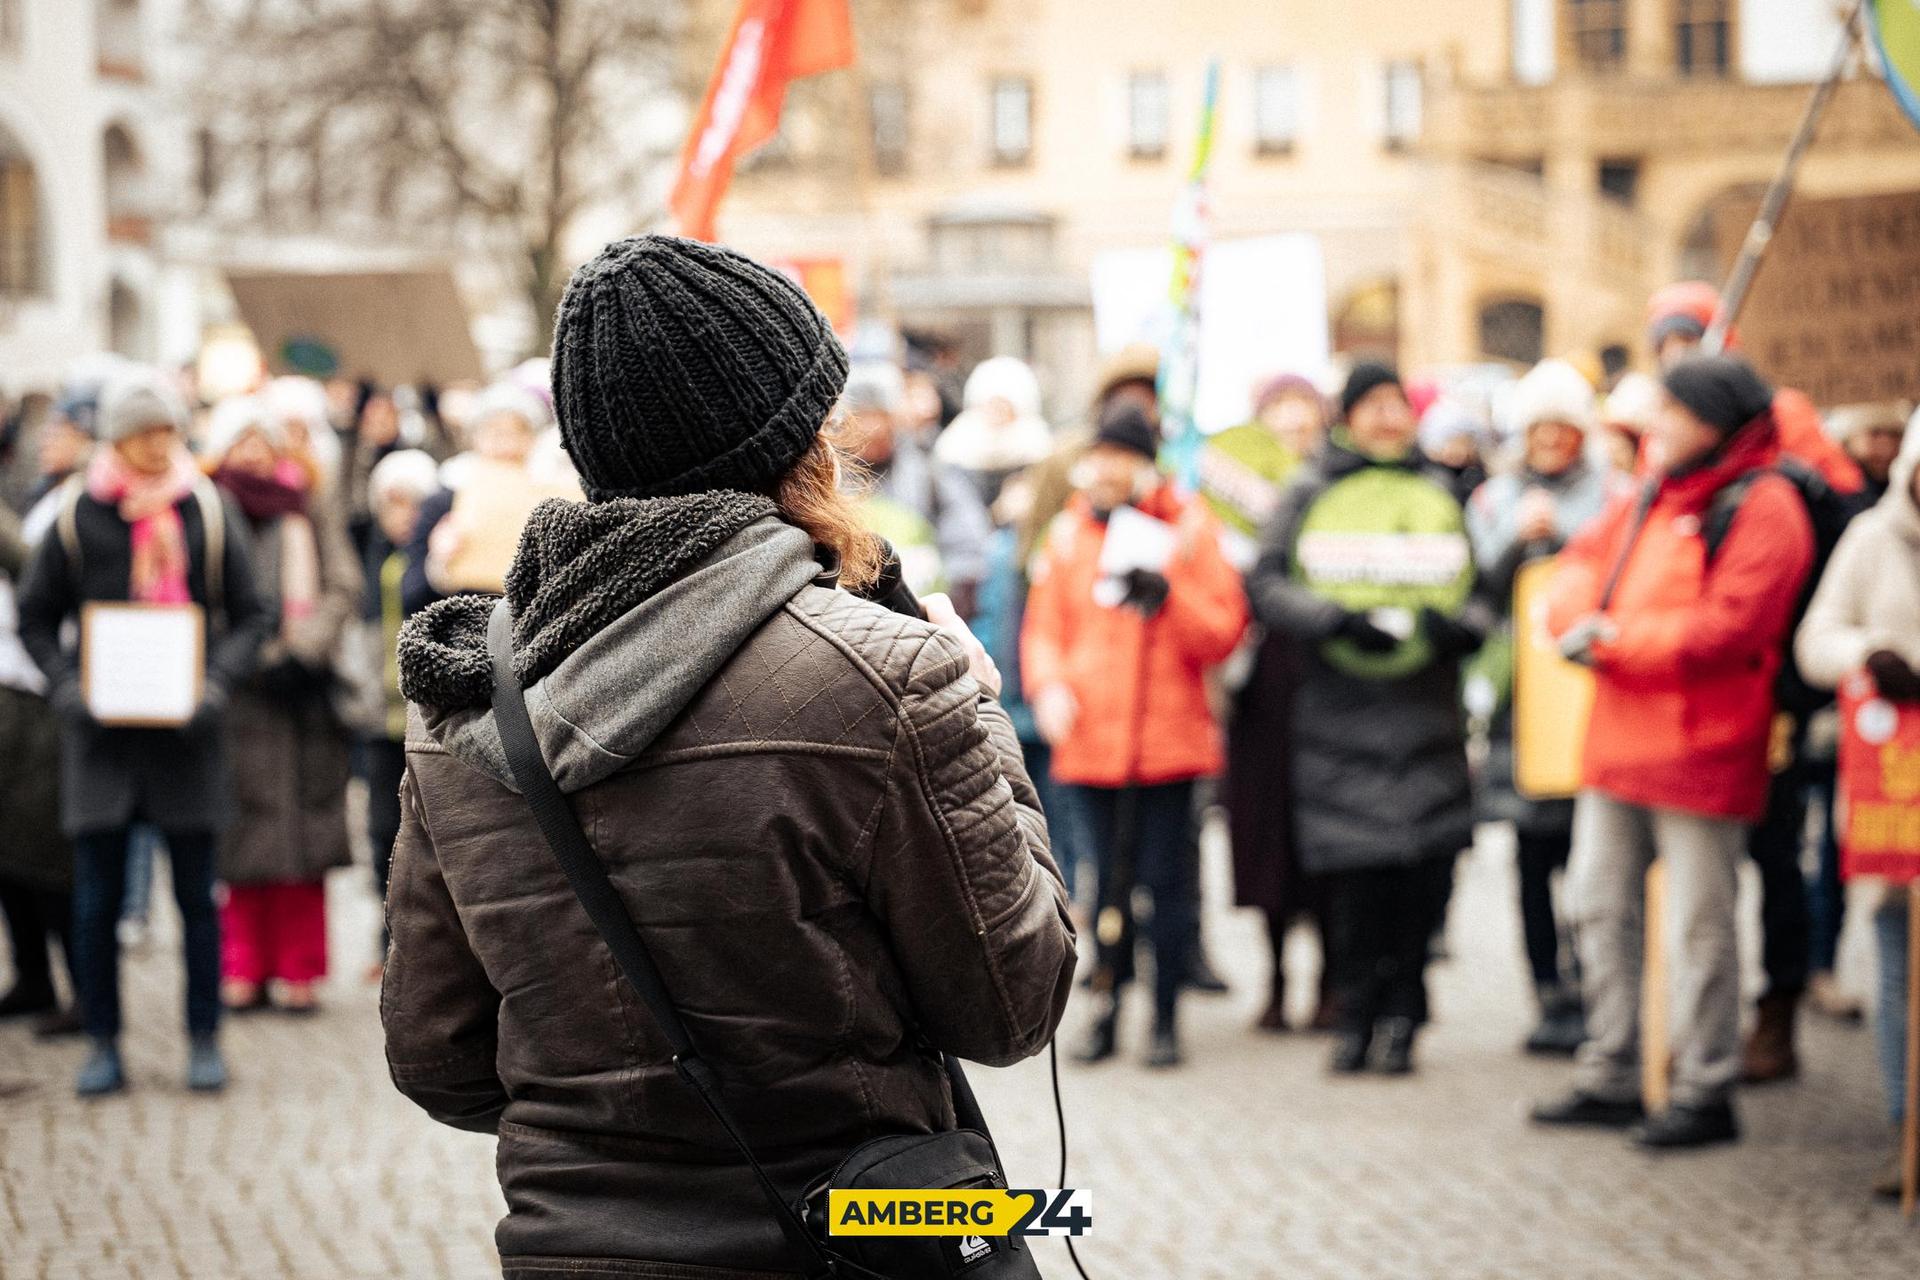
[486,599,836,1279]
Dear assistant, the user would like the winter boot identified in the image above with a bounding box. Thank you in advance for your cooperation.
[1524,984,1587,1057]
[75,1039,126,1098]
[0,981,57,1020]
[1871,1133,1910,1200]
[1329,1025,1372,1075]
[186,1034,228,1093]
[1373,1017,1417,1075]
[1072,994,1120,1066]
[1806,971,1863,1023]
[1144,1010,1182,1069]
[1631,1101,1740,1150]
[1531,1090,1645,1129]
[1741,992,1800,1084]
[1185,948,1230,995]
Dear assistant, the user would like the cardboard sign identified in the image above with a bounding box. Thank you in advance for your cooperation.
[1837,672,1920,884]
[1711,189,1920,406]
[440,461,582,595]
[1512,557,1594,800]
[82,603,204,728]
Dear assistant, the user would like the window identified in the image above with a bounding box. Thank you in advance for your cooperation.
[869,81,909,177]
[1126,71,1169,160]
[1675,0,1732,76]
[1253,65,1300,155]
[1565,0,1626,71]
[1382,61,1422,151]
[0,0,22,53]
[103,122,147,242]
[1598,157,1640,203]
[0,147,41,296]
[989,77,1032,166]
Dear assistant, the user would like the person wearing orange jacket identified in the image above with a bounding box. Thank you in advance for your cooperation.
[1644,280,1867,1082]
[1532,354,1815,1150]
[1023,405,1247,1069]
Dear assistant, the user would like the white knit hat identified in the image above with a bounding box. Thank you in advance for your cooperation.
[97,367,186,444]
[1506,359,1596,437]
[841,362,907,415]
[368,448,441,506]
[201,395,285,463]
[962,356,1043,419]
[468,381,551,435]
[1601,372,1661,431]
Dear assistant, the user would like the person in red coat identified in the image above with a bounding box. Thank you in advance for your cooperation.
[1532,355,1814,1150]
[1644,280,1865,1081]
[1022,406,1247,1068]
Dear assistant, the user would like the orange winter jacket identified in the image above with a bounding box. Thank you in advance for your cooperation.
[1022,487,1247,788]
[1548,413,1814,823]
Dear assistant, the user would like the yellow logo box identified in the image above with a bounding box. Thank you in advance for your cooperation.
[827,1189,1092,1237]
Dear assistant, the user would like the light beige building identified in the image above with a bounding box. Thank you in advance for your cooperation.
[699,0,1920,411]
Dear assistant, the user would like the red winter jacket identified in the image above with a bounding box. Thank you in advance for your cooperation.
[1548,413,1815,822]
[1022,486,1247,787]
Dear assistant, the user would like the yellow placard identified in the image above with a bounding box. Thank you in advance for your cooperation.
[1512,557,1594,801]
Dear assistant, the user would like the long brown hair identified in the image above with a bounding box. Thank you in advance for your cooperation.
[769,426,884,592]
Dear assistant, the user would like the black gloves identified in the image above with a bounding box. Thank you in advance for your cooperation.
[1420,606,1486,661]
[1120,568,1170,616]
[1333,609,1400,654]
[1866,650,1920,702]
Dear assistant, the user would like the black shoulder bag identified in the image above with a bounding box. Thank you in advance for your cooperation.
[485,599,1042,1280]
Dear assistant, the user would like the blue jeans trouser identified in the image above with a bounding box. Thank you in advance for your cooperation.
[1077,780,1197,1024]
[1874,896,1911,1124]
[72,828,221,1040]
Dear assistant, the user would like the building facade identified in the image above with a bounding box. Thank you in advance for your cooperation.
[700,0,1920,411]
[0,0,195,390]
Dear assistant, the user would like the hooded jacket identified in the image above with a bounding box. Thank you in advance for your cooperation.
[1246,436,1479,873]
[1548,412,1815,823]
[1796,427,1920,688]
[382,494,1075,1279]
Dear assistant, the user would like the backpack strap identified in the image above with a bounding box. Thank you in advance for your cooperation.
[55,473,86,579]
[192,477,225,621]
[1701,469,1767,566]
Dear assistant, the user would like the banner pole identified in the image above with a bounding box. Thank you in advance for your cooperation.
[1704,0,1864,352]
[1903,878,1918,1219]
[1642,860,1670,1114]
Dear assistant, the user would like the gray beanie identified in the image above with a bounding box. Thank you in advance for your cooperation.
[98,369,185,444]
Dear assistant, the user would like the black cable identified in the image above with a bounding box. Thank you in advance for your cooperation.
[1051,1041,1093,1280]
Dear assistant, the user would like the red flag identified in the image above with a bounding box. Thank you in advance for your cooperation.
[670,0,855,242]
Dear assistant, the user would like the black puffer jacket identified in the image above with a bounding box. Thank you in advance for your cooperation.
[383,495,1076,1280]
[1245,441,1479,874]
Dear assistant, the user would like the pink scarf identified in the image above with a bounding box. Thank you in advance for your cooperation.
[87,446,201,604]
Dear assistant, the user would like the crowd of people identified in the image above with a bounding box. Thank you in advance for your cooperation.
[0,262,1914,1208]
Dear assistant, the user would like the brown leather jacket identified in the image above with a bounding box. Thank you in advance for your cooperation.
[382,499,1075,1279]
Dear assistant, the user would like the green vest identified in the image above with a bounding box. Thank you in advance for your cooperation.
[1293,461,1473,680]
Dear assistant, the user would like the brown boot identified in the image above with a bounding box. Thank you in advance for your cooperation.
[1741,992,1800,1084]
[1255,981,1290,1034]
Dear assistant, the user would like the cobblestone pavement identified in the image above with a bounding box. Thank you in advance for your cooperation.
[3,823,1915,1280]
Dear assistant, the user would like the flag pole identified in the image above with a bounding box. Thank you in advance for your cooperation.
[1704,0,1865,352]
[1159,59,1220,492]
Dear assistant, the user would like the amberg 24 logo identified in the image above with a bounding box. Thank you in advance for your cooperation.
[827,1188,1092,1238]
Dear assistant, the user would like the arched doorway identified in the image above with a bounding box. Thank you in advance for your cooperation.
[1477,296,1545,365]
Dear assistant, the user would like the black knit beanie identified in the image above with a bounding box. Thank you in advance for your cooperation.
[1662,354,1774,435]
[1093,404,1159,462]
[550,235,850,501]
[1340,361,1403,420]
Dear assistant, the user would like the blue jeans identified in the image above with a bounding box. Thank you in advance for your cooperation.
[1077,780,1197,1023]
[120,824,164,924]
[1874,898,1911,1124]
[72,828,221,1040]
[1805,763,1845,975]
[1022,739,1084,900]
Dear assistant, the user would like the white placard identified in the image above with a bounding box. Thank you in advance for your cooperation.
[1094,505,1177,608]
[82,603,204,728]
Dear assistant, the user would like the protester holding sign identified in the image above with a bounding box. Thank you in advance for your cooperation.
[16,368,270,1098]
[1246,363,1485,1077]
[1467,359,1612,1057]
[202,398,364,1015]
[1023,404,1247,1068]
[1795,423,1920,1199]
[1534,355,1814,1149]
